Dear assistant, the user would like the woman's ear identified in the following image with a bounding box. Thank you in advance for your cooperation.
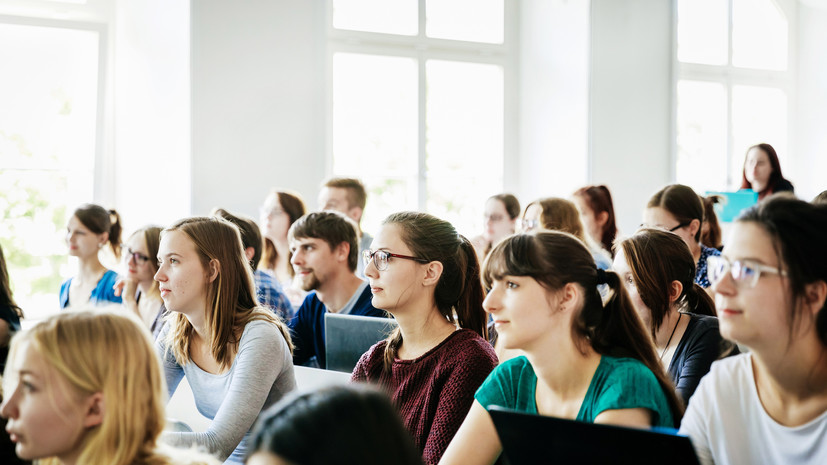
[83,392,105,428]
[595,211,609,228]
[803,280,827,319]
[668,280,684,304]
[559,282,581,312]
[207,259,220,283]
[422,261,444,287]
[687,219,701,238]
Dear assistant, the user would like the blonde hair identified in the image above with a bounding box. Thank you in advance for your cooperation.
[163,217,293,371]
[3,310,218,465]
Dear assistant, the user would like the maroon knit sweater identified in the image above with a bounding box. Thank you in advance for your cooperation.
[351,329,498,465]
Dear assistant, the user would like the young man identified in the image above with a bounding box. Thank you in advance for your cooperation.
[212,208,293,319]
[318,177,372,277]
[288,211,385,368]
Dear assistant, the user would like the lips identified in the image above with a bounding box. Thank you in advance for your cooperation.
[370,287,383,294]
[159,288,171,297]
[493,320,509,327]
[720,308,743,316]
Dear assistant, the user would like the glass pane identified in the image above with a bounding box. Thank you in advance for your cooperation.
[675,80,728,193]
[360,176,418,238]
[426,60,504,236]
[677,0,728,65]
[731,85,787,188]
[426,0,504,44]
[732,0,788,70]
[332,0,418,36]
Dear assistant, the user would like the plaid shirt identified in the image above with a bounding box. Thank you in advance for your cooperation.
[254,269,294,320]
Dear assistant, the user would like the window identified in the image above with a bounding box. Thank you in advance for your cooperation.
[674,0,792,194]
[328,0,511,237]
[0,19,104,320]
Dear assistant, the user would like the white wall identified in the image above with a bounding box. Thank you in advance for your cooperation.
[190,0,326,220]
[589,0,674,235]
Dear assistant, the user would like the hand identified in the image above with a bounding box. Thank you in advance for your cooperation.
[113,278,138,302]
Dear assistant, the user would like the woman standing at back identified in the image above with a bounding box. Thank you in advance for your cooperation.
[353,212,498,465]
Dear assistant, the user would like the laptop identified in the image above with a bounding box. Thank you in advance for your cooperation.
[324,313,398,373]
[488,405,701,465]
[705,190,758,223]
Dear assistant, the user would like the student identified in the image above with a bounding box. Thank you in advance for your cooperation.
[679,197,827,465]
[1,310,218,465]
[471,193,520,264]
[0,243,22,373]
[700,195,724,251]
[259,190,307,306]
[114,226,167,338]
[287,211,385,368]
[155,217,296,464]
[213,209,293,320]
[813,190,827,205]
[740,143,794,201]
[644,184,720,289]
[572,185,618,257]
[60,204,123,309]
[246,385,424,465]
[352,211,498,465]
[522,197,612,270]
[440,231,682,465]
[613,228,734,404]
[318,177,373,277]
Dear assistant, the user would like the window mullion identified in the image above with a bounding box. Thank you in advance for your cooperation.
[417,51,427,211]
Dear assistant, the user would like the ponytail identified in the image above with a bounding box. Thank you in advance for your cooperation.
[108,209,122,257]
[686,283,716,317]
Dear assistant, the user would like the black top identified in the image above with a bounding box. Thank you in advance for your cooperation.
[667,313,737,405]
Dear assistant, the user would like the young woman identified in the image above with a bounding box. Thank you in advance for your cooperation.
[679,196,827,464]
[613,228,734,405]
[259,190,307,307]
[0,310,218,465]
[60,204,123,309]
[471,194,520,264]
[522,197,612,270]
[154,217,296,464]
[0,243,22,373]
[440,231,683,465]
[740,143,795,201]
[246,385,424,465]
[572,185,618,257]
[644,184,720,289]
[352,212,498,465]
[114,226,167,338]
[700,195,724,251]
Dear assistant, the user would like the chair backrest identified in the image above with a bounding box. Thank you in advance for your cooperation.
[324,312,398,373]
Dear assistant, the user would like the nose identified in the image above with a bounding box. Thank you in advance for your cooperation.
[710,270,736,298]
[364,257,378,278]
[154,266,166,283]
[290,249,303,266]
[482,286,501,315]
[0,388,19,419]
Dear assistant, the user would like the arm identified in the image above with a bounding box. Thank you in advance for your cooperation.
[288,299,315,366]
[593,408,652,428]
[674,325,723,404]
[161,323,288,461]
[439,401,502,465]
[155,329,184,397]
[678,388,715,465]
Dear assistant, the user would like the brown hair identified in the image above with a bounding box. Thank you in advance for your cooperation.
[812,190,827,205]
[129,225,163,298]
[617,229,716,339]
[261,191,306,275]
[647,184,704,242]
[288,211,360,272]
[489,193,521,220]
[483,231,684,425]
[381,212,487,372]
[0,243,22,318]
[573,185,618,254]
[73,203,123,257]
[701,195,723,249]
[163,217,292,371]
[524,197,587,242]
[212,208,263,270]
[323,177,368,211]
[740,143,787,199]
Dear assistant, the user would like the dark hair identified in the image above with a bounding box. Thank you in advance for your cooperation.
[483,231,684,425]
[573,185,618,254]
[489,193,521,220]
[525,197,587,242]
[247,385,423,465]
[288,211,360,272]
[740,143,787,199]
[700,195,723,250]
[617,229,716,339]
[813,190,827,205]
[323,177,368,211]
[647,185,704,242]
[129,225,163,297]
[73,203,123,257]
[212,208,263,270]
[261,191,306,275]
[737,196,827,347]
[0,243,22,318]
[381,212,487,371]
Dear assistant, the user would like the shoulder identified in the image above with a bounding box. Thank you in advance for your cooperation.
[703,353,752,388]
[239,319,288,347]
[296,291,324,313]
[599,356,658,383]
[353,338,388,375]
[773,178,795,192]
[700,245,721,259]
[445,329,498,362]
[60,278,72,292]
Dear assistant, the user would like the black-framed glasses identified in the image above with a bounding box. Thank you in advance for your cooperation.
[122,247,150,265]
[521,219,539,231]
[362,249,429,271]
[707,255,788,289]
[668,222,691,232]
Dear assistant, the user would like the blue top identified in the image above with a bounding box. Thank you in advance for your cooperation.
[695,244,721,288]
[254,270,293,320]
[288,282,386,368]
[59,269,122,309]
[475,355,675,428]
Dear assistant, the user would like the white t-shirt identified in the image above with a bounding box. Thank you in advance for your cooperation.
[679,353,827,465]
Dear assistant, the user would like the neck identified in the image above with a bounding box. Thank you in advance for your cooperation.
[77,257,106,281]
[316,272,364,312]
[393,304,456,359]
[654,309,683,348]
[183,304,209,340]
[526,333,602,398]
[752,336,827,401]
[137,279,156,296]
[689,242,702,262]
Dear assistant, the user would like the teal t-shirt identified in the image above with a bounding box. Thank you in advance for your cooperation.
[474,355,675,428]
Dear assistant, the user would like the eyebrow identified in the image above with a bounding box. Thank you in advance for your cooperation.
[159,252,182,259]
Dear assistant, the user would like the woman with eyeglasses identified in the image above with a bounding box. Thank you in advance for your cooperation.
[613,228,735,405]
[471,194,520,264]
[114,226,167,338]
[259,189,307,308]
[521,197,612,270]
[60,204,123,309]
[644,184,720,289]
[679,196,827,465]
[352,212,498,465]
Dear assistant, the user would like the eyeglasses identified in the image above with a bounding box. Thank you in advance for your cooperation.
[707,255,788,288]
[362,249,429,271]
[122,247,150,265]
[521,219,539,231]
[668,222,691,232]
[640,221,691,233]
